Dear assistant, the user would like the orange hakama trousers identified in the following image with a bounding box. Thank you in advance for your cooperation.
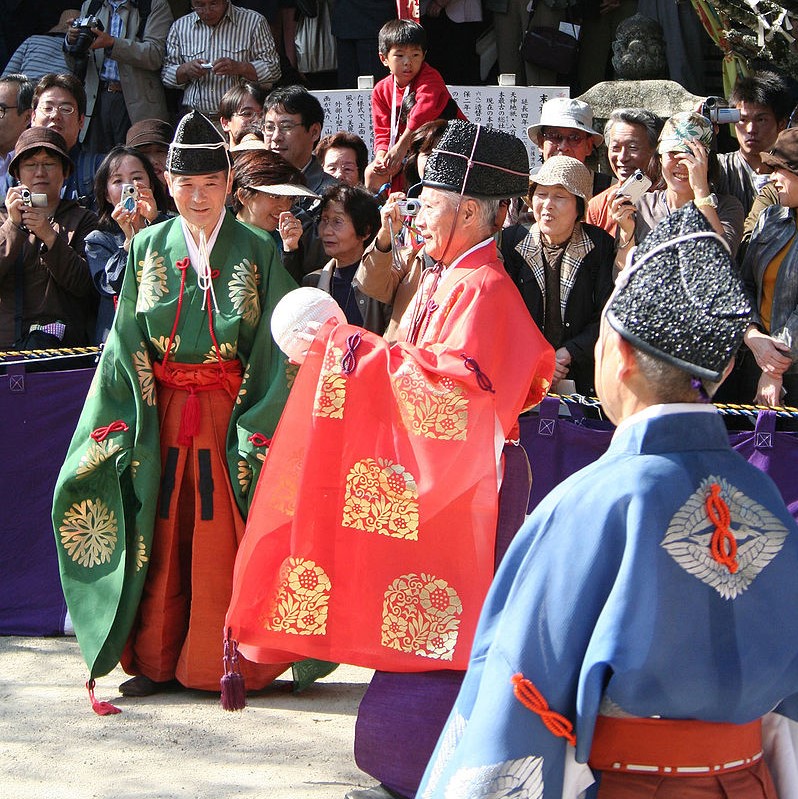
[121,360,290,691]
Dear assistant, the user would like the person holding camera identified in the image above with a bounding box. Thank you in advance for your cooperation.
[68,0,173,155]
[0,127,98,350]
[162,1,280,120]
[612,111,745,273]
[303,184,390,334]
[85,144,169,343]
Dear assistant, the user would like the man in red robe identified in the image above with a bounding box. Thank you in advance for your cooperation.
[226,121,555,799]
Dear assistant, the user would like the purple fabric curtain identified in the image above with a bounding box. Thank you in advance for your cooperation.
[0,364,93,635]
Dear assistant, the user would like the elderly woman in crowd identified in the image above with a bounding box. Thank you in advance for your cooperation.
[501,155,614,395]
[316,131,369,187]
[613,111,745,272]
[231,147,319,284]
[304,183,390,334]
[740,129,798,407]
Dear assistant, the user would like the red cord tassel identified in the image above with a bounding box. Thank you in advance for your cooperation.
[221,629,247,711]
[177,390,200,447]
[87,679,121,716]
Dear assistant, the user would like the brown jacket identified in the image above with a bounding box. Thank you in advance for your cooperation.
[354,239,431,342]
[0,200,98,349]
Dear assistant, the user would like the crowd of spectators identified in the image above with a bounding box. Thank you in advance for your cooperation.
[0,3,797,412]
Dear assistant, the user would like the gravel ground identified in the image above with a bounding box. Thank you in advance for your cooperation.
[0,636,373,799]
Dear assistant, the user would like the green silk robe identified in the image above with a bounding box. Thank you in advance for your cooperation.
[52,213,297,681]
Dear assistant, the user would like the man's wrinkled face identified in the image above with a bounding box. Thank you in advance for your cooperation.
[0,83,31,154]
[607,121,656,182]
[539,126,595,163]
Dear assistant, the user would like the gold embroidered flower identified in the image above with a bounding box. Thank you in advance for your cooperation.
[150,334,180,358]
[236,364,251,406]
[76,439,121,479]
[131,459,140,479]
[132,345,155,406]
[264,557,331,636]
[59,498,118,568]
[381,573,462,659]
[229,259,261,326]
[203,341,237,362]
[287,559,332,596]
[394,361,468,440]
[135,535,148,571]
[136,250,168,312]
[237,459,252,493]
[419,578,463,618]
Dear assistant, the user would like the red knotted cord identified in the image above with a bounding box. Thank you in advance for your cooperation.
[511,673,576,746]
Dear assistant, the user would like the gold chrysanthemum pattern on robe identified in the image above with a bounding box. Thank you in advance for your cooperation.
[136,250,168,312]
[393,361,468,440]
[76,439,122,479]
[150,334,180,358]
[236,364,250,406]
[381,573,462,660]
[342,458,419,539]
[203,341,237,362]
[135,535,148,572]
[229,259,261,326]
[263,557,331,636]
[237,458,252,494]
[132,345,156,406]
[59,498,118,568]
[313,345,347,418]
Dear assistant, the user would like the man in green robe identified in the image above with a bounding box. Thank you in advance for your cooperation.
[52,111,297,708]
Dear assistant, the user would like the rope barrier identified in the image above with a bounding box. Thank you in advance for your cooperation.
[0,346,101,364]
[548,392,798,419]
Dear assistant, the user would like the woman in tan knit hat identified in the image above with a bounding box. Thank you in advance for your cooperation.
[500,154,615,395]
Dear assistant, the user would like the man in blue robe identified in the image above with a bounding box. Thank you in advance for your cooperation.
[417,203,798,799]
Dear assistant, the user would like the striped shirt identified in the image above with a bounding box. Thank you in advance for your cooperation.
[2,33,69,80]
[162,3,279,116]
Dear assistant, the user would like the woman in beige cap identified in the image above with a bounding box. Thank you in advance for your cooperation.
[501,154,614,395]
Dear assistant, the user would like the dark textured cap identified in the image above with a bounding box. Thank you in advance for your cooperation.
[606,203,751,381]
[126,118,174,150]
[166,111,230,175]
[420,120,529,198]
[9,127,73,177]
[760,128,798,174]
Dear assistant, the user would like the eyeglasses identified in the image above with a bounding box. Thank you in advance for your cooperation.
[38,102,77,116]
[541,130,589,146]
[19,159,60,172]
[233,109,261,119]
[263,121,303,136]
[0,104,12,119]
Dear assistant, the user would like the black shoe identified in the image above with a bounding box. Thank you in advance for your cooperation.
[345,785,407,799]
[118,675,180,697]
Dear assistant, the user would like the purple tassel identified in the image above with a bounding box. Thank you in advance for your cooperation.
[220,629,247,711]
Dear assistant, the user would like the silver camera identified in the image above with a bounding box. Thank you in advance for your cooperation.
[397,198,421,216]
[617,169,652,205]
[121,183,138,212]
[20,188,48,207]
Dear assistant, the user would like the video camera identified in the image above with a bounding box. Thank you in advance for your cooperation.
[701,96,741,125]
[63,16,104,81]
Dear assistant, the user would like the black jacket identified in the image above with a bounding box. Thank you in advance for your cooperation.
[500,221,614,394]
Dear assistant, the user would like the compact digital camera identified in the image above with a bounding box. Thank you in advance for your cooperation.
[701,96,741,125]
[397,199,421,216]
[121,184,139,213]
[617,169,652,205]
[20,188,48,208]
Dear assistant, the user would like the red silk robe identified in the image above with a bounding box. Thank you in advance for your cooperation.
[226,240,554,672]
